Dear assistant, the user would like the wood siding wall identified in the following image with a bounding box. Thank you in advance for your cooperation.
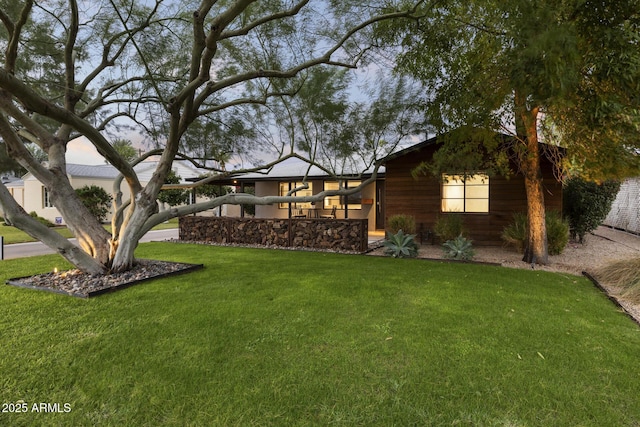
[384,144,563,246]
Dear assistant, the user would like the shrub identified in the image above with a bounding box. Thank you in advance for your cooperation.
[158,170,190,207]
[502,211,569,255]
[433,214,465,242]
[501,212,528,253]
[75,185,113,223]
[387,214,416,235]
[29,211,55,227]
[546,211,569,255]
[442,235,475,260]
[383,230,419,258]
[563,178,620,243]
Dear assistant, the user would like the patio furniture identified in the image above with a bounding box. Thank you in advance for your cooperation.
[320,206,337,219]
[292,208,306,218]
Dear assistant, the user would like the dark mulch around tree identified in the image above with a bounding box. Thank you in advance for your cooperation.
[6,260,203,298]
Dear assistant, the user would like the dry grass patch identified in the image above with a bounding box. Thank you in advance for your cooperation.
[594,258,640,304]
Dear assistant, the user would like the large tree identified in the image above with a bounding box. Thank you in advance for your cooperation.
[381,0,640,264]
[0,0,424,274]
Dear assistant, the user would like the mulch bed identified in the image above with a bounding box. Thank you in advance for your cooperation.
[6,259,203,298]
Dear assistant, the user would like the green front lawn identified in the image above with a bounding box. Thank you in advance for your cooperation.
[0,218,178,244]
[1,243,639,426]
[0,224,74,243]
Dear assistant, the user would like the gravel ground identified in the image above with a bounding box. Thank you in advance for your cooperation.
[7,260,201,298]
[370,228,638,276]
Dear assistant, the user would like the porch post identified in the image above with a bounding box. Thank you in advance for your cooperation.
[239,182,244,218]
[344,181,349,219]
[288,182,292,218]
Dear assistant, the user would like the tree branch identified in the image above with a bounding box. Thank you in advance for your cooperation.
[140,162,384,235]
[192,5,425,111]
[0,182,106,274]
[64,0,80,110]
[219,0,310,40]
[0,69,143,193]
[3,0,34,74]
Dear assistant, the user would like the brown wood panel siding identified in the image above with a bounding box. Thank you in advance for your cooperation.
[384,144,563,246]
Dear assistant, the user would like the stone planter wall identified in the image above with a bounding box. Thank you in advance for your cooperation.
[179,216,369,252]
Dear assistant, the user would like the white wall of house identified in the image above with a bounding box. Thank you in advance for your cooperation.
[253,179,378,230]
[255,181,283,219]
[15,160,209,225]
[22,175,126,224]
[6,184,24,207]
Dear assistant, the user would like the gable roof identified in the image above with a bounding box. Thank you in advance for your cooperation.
[21,160,207,182]
[232,157,385,182]
[384,130,570,164]
[65,163,121,179]
[382,135,440,163]
[1,175,23,187]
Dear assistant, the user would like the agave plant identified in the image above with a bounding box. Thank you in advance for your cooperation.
[442,235,475,260]
[383,230,419,258]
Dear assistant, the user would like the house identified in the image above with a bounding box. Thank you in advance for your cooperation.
[1,175,24,208]
[14,160,206,224]
[228,157,385,231]
[219,133,564,246]
[383,134,563,245]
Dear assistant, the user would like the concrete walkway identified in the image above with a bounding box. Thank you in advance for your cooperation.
[592,226,640,253]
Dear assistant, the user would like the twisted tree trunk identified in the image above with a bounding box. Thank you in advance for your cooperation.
[516,96,549,265]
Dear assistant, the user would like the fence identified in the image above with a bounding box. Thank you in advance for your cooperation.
[603,178,640,234]
[179,216,369,253]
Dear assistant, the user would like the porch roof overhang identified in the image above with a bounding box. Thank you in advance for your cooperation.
[187,157,386,185]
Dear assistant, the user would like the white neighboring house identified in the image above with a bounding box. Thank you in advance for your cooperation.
[2,175,24,211]
[12,160,209,225]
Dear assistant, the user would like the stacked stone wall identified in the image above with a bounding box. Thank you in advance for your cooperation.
[179,216,368,252]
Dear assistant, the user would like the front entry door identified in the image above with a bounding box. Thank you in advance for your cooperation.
[375,180,385,230]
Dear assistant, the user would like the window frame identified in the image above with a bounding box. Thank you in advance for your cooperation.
[42,186,54,208]
[323,180,362,210]
[278,181,314,209]
[441,173,489,213]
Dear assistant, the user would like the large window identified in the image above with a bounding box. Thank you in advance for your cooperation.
[278,181,313,209]
[323,180,362,210]
[441,173,489,213]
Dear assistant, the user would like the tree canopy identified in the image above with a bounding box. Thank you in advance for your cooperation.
[386,0,640,177]
[380,0,640,263]
[0,0,424,274]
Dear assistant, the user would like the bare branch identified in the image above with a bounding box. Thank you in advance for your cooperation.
[192,5,424,111]
[219,0,310,40]
[107,0,167,106]
[0,69,143,193]
[64,0,80,110]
